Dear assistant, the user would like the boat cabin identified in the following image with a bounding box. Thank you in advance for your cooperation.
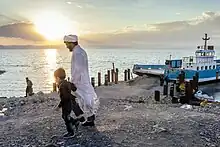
[181,34,217,71]
[165,59,182,68]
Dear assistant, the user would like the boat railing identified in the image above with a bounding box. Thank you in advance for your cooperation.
[133,64,167,71]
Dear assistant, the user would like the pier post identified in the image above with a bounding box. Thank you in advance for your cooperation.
[98,72,101,86]
[170,82,174,97]
[115,68,119,84]
[124,70,128,81]
[195,72,199,91]
[91,77,95,87]
[189,80,194,102]
[163,83,168,95]
[107,70,111,82]
[154,90,160,101]
[180,82,192,104]
[192,76,198,92]
[172,81,179,103]
[127,69,131,80]
[112,63,115,72]
[104,74,108,86]
[53,83,57,92]
[216,71,219,81]
[160,75,164,86]
[179,72,185,84]
[111,69,115,82]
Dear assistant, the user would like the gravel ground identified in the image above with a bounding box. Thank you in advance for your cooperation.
[1,76,220,147]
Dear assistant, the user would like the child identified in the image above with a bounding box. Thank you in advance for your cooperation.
[54,68,85,138]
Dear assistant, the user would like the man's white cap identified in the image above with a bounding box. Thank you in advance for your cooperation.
[63,35,78,43]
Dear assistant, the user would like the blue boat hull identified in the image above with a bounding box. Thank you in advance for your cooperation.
[165,69,220,83]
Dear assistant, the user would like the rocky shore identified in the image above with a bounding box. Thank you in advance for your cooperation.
[0,76,220,147]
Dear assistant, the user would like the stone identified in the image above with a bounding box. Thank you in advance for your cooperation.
[0,104,3,111]
[37,91,44,96]
[39,96,45,103]
[45,144,58,147]
[20,100,25,106]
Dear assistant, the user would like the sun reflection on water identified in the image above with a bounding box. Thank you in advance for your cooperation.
[44,49,57,85]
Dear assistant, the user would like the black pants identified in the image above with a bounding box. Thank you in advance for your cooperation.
[62,106,75,133]
[71,98,84,117]
[62,99,84,133]
[26,86,33,96]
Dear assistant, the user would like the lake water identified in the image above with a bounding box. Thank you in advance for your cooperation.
[1,47,220,98]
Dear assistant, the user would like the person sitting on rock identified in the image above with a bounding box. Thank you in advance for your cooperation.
[25,77,34,97]
[54,67,85,138]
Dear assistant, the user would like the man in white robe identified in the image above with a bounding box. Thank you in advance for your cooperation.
[63,34,99,126]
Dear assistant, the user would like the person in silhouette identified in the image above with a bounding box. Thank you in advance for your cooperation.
[54,67,85,138]
[63,34,99,126]
[25,77,33,97]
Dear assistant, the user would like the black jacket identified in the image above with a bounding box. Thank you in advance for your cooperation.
[58,80,77,108]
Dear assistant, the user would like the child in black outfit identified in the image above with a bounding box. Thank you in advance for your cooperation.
[54,68,85,138]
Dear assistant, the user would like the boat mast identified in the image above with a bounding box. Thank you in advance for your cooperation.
[202,33,210,49]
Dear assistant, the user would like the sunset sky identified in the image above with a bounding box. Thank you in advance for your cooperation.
[0,0,220,48]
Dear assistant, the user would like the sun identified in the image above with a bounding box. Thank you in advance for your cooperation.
[33,12,77,41]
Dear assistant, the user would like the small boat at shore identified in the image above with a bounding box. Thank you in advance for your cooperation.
[0,70,6,75]
[132,64,166,77]
[133,34,220,83]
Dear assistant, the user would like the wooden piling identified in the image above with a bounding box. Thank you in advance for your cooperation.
[172,97,179,103]
[192,76,198,92]
[160,75,164,86]
[163,84,168,95]
[107,70,111,82]
[53,83,57,92]
[104,74,108,86]
[172,81,179,103]
[115,68,119,84]
[91,77,95,87]
[154,90,160,101]
[179,73,185,84]
[180,82,192,104]
[176,80,180,92]
[195,72,199,83]
[127,69,131,80]
[112,63,115,72]
[98,72,101,86]
[111,69,115,82]
[181,71,185,80]
[124,70,128,81]
[170,83,174,97]
[216,71,219,80]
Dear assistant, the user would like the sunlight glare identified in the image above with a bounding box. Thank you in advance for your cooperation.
[33,12,78,41]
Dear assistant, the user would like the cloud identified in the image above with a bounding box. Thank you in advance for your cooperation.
[1,11,220,48]
[80,11,220,48]
[0,23,46,41]
[0,37,42,45]
[0,14,19,22]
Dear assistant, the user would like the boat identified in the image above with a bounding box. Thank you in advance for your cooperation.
[132,64,166,77]
[0,70,5,75]
[133,33,220,83]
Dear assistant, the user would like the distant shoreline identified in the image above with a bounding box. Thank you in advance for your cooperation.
[0,45,63,49]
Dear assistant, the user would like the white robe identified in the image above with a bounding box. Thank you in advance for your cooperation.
[71,45,99,116]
